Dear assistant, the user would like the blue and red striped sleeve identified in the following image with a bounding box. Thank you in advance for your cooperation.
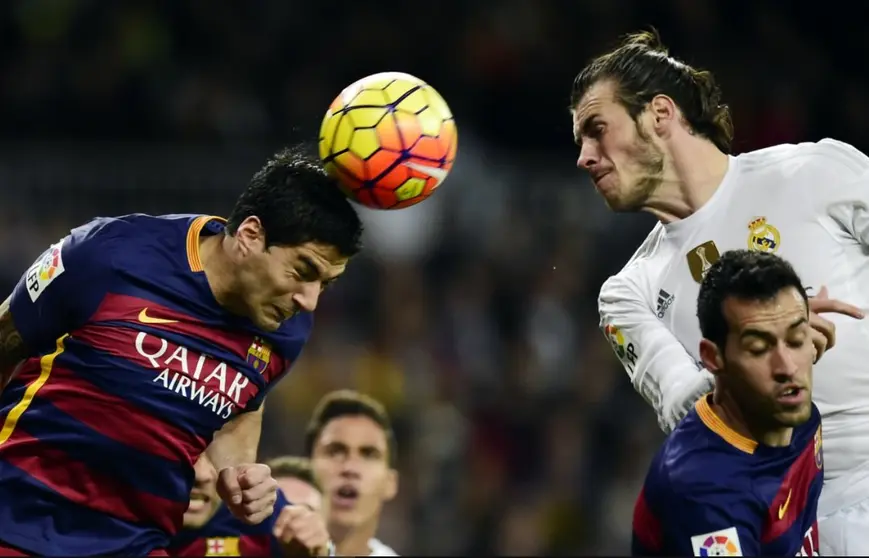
[633,476,760,556]
[9,218,120,354]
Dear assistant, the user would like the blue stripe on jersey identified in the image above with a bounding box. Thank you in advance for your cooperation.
[15,396,190,502]
[57,337,224,437]
[0,459,168,555]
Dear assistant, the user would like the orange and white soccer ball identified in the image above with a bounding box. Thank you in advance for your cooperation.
[318,72,457,210]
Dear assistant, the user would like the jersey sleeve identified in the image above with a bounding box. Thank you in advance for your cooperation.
[267,490,292,558]
[634,480,761,556]
[599,273,713,433]
[9,218,120,354]
[804,139,869,245]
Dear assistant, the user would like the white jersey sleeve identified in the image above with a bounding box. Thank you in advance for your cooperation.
[805,139,869,246]
[598,270,713,433]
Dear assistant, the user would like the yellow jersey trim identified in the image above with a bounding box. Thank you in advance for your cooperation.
[186,216,227,272]
[695,394,758,455]
[0,334,68,445]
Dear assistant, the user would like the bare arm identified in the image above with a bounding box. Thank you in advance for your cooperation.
[0,296,28,390]
[206,404,264,470]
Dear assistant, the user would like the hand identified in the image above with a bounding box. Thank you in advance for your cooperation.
[273,505,332,557]
[216,463,277,525]
[808,286,865,363]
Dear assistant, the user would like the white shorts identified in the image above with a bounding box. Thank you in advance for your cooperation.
[819,498,869,556]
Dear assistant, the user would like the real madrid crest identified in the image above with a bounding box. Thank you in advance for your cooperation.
[747,217,780,253]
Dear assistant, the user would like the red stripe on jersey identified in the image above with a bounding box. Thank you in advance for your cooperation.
[633,487,663,552]
[89,293,289,383]
[71,324,262,412]
[761,426,823,543]
[0,541,29,556]
[240,534,272,555]
[33,364,206,463]
[93,294,253,356]
[1,428,186,534]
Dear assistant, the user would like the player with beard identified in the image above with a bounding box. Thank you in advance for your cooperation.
[306,390,399,557]
[633,250,822,556]
[570,30,869,555]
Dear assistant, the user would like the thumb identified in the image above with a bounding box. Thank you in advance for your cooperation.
[218,467,243,505]
[816,285,829,299]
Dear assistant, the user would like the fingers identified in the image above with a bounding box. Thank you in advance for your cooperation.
[809,297,865,319]
[238,464,272,489]
[273,506,330,552]
[810,328,827,364]
[217,467,243,505]
[808,285,864,319]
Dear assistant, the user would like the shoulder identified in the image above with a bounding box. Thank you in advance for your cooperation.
[649,410,756,505]
[599,223,666,305]
[368,538,399,556]
[737,138,869,183]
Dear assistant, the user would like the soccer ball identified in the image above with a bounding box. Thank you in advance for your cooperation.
[318,72,457,210]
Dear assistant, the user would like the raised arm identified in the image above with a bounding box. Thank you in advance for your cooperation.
[598,274,713,433]
[0,296,27,390]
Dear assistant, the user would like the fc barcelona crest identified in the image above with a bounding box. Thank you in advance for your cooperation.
[246,337,272,374]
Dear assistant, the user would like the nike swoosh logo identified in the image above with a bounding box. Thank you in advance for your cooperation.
[138,308,179,325]
[778,489,792,519]
[404,162,449,185]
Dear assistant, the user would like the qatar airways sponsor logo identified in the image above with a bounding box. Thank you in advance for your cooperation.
[134,331,253,419]
[797,522,818,556]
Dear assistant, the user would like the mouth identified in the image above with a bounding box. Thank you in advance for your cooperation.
[332,484,360,510]
[777,386,807,406]
[591,170,613,189]
[187,490,211,513]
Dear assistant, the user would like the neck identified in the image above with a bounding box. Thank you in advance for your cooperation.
[198,235,246,315]
[331,519,379,557]
[642,137,730,224]
[711,389,793,447]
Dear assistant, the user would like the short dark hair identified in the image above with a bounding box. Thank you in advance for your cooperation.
[226,146,363,258]
[570,29,734,154]
[305,390,397,468]
[697,250,808,350]
[265,455,322,493]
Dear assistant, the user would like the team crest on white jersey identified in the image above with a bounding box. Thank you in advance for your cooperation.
[686,240,721,283]
[747,217,781,253]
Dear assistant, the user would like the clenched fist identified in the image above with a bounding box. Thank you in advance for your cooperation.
[273,505,333,556]
[216,463,277,525]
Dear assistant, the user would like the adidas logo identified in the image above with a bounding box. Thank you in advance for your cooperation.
[656,289,675,319]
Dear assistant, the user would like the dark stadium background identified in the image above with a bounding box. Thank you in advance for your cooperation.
[0,1,863,554]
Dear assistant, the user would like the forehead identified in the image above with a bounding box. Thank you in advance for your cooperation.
[276,477,322,509]
[572,81,623,134]
[317,415,387,449]
[723,288,807,332]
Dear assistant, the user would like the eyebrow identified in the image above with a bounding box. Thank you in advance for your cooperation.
[298,255,324,279]
[740,316,809,341]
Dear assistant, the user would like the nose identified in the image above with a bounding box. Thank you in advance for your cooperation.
[193,455,217,484]
[577,141,599,171]
[771,344,799,381]
[293,281,322,313]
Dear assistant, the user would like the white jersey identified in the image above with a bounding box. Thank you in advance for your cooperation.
[599,138,869,515]
[368,538,398,556]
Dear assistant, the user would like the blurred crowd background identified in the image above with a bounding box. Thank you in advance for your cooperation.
[0,0,864,554]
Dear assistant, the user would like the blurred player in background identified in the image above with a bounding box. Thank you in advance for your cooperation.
[170,454,331,557]
[633,250,822,556]
[570,30,869,555]
[307,390,399,557]
[0,148,362,556]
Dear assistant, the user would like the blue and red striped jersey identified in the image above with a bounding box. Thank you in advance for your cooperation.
[169,489,290,557]
[632,394,823,557]
[0,214,313,556]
